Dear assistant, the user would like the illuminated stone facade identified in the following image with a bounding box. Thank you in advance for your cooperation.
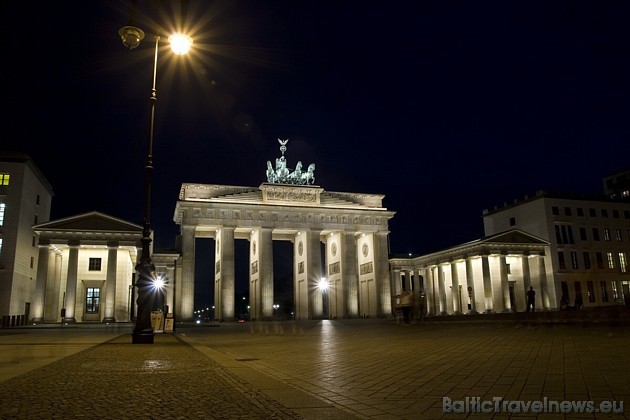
[0,152,53,324]
[390,230,552,315]
[32,212,143,323]
[483,190,630,308]
[174,183,395,321]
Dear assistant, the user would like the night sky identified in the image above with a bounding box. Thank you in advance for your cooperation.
[4,1,630,304]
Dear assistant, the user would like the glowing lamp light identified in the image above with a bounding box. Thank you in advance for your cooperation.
[169,33,193,55]
[318,277,329,292]
[153,277,166,291]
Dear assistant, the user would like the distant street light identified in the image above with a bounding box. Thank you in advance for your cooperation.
[318,277,329,319]
[118,25,192,344]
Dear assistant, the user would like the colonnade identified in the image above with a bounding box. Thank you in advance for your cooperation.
[176,226,392,321]
[174,183,396,322]
[389,230,554,316]
[392,254,550,315]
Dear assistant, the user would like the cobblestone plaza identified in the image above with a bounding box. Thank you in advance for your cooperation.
[1,317,629,419]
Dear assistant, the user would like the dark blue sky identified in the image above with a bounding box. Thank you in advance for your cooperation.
[4,0,630,260]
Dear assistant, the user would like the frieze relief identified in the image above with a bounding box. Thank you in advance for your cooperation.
[181,205,387,228]
[266,190,318,203]
[360,261,373,275]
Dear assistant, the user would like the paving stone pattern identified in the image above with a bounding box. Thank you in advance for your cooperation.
[0,334,301,419]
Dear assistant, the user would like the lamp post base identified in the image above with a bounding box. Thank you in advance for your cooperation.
[132,331,155,344]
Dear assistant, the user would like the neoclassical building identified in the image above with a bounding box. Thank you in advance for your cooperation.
[390,185,630,317]
[390,230,553,315]
[172,140,396,321]
[174,182,396,321]
[30,212,181,324]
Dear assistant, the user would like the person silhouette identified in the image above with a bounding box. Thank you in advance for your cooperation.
[526,286,536,312]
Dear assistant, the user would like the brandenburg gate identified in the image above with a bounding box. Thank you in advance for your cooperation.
[173,140,396,321]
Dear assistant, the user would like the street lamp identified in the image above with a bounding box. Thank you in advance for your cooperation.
[118,25,192,344]
[318,277,329,319]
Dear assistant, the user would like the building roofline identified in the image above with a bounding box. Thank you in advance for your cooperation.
[0,151,54,195]
[482,189,627,216]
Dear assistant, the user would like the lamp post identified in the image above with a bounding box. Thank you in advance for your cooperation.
[118,25,192,344]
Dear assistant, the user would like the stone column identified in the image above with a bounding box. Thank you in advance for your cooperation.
[343,232,358,317]
[165,265,175,314]
[102,242,118,322]
[413,268,422,292]
[180,226,195,321]
[63,242,80,323]
[538,254,550,310]
[481,255,494,313]
[45,253,63,322]
[220,227,235,321]
[307,229,323,318]
[438,264,447,315]
[465,258,477,314]
[31,242,51,323]
[393,269,402,296]
[374,232,392,317]
[425,267,435,315]
[521,254,532,311]
[499,254,511,312]
[259,228,274,319]
[450,262,461,314]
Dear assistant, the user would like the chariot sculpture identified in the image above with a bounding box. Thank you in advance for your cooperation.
[266,139,316,185]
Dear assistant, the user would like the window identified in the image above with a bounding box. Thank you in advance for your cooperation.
[88,258,102,271]
[555,225,561,243]
[36,194,40,205]
[558,252,566,269]
[570,252,578,269]
[583,252,591,269]
[604,228,611,241]
[596,252,604,269]
[0,238,3,254]
[564,207,572,216]
[85,287,100,313]
[506,264,511,274]
[0,173,9,186]
[589,208,596,217]
[587,281,595,303]
[612,282,620,300]
[592,228,600,241]
[509,217,516,226]
[620,253,628,273]
[32,236,36,247]
[30,257,34,268]
[579,227,587,241]
[0,203,5,226]
[613,209,619,219]
[625,210,630,219]
[577,208,584,217]
[552,206,560,216]
[607,252,615,269]
[601,209,608,218]
[616,229,622,241]
[555,225,575,244]
[600,281,609,302]
[33,215,38,225]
